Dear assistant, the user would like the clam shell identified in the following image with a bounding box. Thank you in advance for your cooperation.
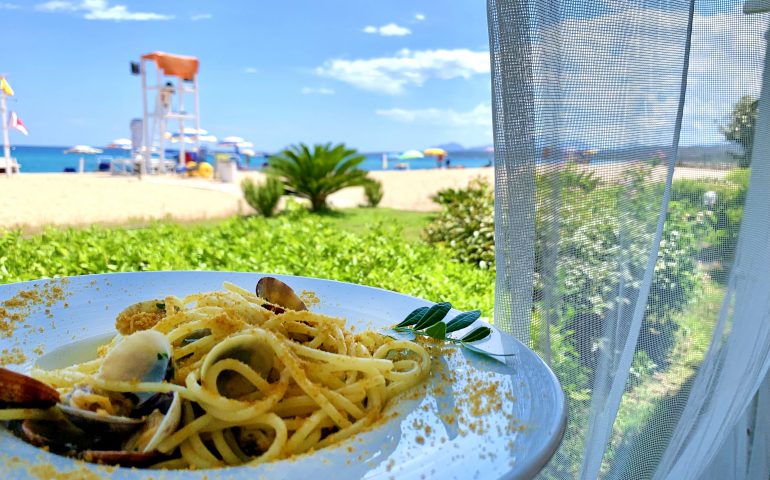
[124,391,182,453]
[98,330,172,404]
[20,418,106,452]
[256,277,307,312]
[58,404,144,435]
[79,449,164,467]
[0,368,60,408]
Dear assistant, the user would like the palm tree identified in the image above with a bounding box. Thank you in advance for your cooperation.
[268,143,370,212]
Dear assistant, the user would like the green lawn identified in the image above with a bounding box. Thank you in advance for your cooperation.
[0,211,494,316]
[317,208,435,242]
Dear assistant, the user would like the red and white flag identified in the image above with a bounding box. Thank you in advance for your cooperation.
[8,111,28,136]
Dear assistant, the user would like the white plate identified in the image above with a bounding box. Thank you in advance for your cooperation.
[0,272,566,479]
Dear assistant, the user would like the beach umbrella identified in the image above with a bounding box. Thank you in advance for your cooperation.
[220,136,245,145]
[65,145,103,155]
[423,147,447,157]
[165,129,218,144]
[399,149,424,160]
[65,145,104,173]
[107,138,131,150]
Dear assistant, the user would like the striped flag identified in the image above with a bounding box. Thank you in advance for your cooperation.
[9,111,28,136]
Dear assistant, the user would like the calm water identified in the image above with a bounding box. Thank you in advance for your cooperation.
[5,146,495,173]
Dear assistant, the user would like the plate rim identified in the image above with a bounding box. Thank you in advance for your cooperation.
[0,271,567,479]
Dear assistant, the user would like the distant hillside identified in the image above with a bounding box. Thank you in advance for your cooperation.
[435,142,465,152]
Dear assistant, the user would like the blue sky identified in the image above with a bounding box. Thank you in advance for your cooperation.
[0,0,492,152]
[0,1,765,152]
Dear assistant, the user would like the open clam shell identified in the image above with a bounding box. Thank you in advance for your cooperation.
[0,368,60,408]
[124,391,182,453]
[256,277,307,313]
[115,299,169,335]
[98,330,172,404]
[58,404,144,435]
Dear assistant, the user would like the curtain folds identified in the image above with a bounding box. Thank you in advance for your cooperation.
[488,0,769,478]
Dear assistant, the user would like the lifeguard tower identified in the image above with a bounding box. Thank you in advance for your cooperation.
[137,52,201,174]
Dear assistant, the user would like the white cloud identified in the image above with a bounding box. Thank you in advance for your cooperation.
[301,87,335,95]
[244,67,258,74]
[35,0,172,20]
[0,3,19,9]
[377,104,491,127]
[36,1,75,11]
[190,13,212,21]
[316,48,490,95]
[362,23,411,37]
[415,13,425,21]
[525,7,767,148]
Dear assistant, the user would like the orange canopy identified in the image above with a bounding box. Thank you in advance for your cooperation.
[142,52,199,80]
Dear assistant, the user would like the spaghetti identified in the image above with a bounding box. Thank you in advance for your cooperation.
[1,280,430,469]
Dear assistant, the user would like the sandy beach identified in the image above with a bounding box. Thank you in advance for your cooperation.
[0,166,729,231]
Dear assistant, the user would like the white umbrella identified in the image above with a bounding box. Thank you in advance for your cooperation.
[64,145,104,173]
[107,138,131,150]
[181,127,209,135]
[65,145,103,155]
[220,135,245,144]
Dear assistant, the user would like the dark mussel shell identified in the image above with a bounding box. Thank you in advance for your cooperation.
[0,368,60,408]
[256,277,307,313]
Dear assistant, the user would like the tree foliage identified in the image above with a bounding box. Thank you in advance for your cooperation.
[721,95,758,168]
[268,143,370,212]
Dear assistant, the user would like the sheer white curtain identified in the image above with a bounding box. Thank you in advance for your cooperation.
[488,0,770,478]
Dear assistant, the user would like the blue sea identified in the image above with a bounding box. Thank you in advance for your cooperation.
[5,146,496,173]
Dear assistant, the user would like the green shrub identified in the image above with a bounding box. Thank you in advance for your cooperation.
[241,176,284,217]
[536,162,600,192]
[363,179,384,207]
[0,214,495,316]
[423,178,495,268]
[425,169,700,367]
[268,143,369,212]
[671,168,749,266]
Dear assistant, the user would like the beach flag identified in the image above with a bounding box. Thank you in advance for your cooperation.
[8,111,28,136]
[0,78,13,97]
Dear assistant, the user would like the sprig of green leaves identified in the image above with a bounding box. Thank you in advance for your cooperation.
[392,303,513,359]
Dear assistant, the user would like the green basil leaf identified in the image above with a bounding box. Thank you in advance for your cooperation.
[156,302,166,311]
[460,326,491,343]
[424,321,447,340]
[395,306,429,328]
[445,310,481,333]
[414,302,452,330]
